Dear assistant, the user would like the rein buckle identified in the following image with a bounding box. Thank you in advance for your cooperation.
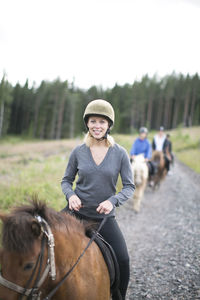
[32,289,42,300]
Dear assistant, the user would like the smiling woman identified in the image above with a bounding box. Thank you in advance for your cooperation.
[61,99,135,300]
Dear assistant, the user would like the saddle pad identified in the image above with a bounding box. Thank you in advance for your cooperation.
[86,230,120,293]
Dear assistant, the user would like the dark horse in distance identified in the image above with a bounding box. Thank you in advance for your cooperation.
[149,151,168,189]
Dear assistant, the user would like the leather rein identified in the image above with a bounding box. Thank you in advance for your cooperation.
[0,215,107,300]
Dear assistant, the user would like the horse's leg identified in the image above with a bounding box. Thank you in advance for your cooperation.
[136,180,146,211]
[133,188,141,212]
[140,179,147,199]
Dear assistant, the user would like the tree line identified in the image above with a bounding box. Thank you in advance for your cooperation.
[0,73,200,139]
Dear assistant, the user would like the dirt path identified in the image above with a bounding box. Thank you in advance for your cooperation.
[117,161,200,300]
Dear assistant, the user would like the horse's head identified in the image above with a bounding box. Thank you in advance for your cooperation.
[0,210,47,300]
[132,155,148,186]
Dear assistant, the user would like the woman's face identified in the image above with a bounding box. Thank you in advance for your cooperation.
[139,132,147,140]
[87,116,109,139]
[158,130,164,137]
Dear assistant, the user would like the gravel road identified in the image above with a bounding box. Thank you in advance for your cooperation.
[116,160,200,300]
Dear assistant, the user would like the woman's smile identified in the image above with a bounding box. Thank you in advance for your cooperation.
[93,129,102,134]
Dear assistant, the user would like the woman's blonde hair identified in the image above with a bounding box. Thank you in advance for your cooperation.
[84,132,115,147]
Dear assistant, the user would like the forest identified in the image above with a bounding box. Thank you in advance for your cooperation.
[0,73,200,139]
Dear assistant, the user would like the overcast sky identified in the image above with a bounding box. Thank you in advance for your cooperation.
[1,0,200,89]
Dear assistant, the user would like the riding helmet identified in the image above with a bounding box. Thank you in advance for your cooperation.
[139,127,148,134]
[83,99,115,128]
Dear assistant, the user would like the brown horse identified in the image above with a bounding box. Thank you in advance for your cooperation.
[149,151,168,189]
[0,199,110,300]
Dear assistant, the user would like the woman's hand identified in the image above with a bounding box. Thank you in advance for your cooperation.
[96,200,113,215]
[68,195,82,211]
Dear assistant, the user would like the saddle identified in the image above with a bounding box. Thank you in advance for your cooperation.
[86,229,122,299]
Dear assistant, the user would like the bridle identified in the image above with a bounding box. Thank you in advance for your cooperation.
[0,215,56,300]
[0,215,107,300]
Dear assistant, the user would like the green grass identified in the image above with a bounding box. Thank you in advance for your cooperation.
[0,135,34,144]
[176,149,200,173]
[0,155,67,211]
[0,139,76,211]
[167,127,200,171]
[170,127,200,152]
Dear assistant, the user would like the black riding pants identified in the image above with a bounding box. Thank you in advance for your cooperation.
[71,211,130,300]
[164,156,170,171]
[99,216,130,300]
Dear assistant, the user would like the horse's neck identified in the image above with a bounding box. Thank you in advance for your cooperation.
[133,161,145,172]
[132,160,148,179]
[134,154,145,163]
[153,152,164,168]
[53,221,87,265]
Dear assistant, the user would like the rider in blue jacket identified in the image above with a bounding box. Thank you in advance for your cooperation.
[130,127,152,161]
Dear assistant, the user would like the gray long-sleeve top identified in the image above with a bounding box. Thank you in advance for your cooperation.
[61,143,135,219]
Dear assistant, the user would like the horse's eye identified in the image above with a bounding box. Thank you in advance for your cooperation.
[24,263,34,271]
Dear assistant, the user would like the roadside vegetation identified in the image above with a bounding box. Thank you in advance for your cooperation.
[0,127,199,212]
[0,139,78,211]
[168,126,200,173]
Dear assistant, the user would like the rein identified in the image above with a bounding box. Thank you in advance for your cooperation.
[0,214,107,300]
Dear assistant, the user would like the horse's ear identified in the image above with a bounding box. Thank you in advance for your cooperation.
[0,213,8,223]
[31,220,42,238]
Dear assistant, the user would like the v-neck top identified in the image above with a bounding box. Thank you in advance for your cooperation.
[87,146,111,168]
[61,143,135,219]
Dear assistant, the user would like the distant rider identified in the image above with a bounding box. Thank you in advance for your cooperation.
[130,127,154,176]
[130,127,155,176]
[130,127,152,162]
[166,133,174,172]
[152,127,172,173]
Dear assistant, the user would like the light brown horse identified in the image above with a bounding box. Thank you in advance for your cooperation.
[0,199,110,300]
[131,154,148,212]
[149,151,168,189]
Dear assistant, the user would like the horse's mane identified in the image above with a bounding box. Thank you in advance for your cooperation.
[151,151,165,168]
[132,155,146,171]
[133,154,145,164]
[152,151,164,161]
[0,196,86,253]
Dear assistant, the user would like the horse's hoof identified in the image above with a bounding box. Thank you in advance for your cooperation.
[133,207,140,213]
